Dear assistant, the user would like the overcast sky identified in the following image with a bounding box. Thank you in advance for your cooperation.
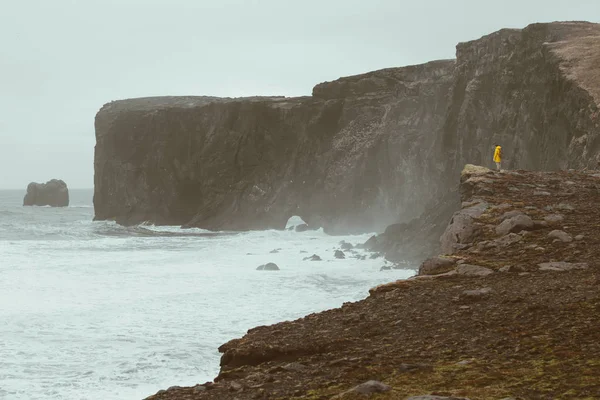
[0,0,598,189]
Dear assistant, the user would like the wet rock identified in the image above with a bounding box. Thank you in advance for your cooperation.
[303,254,322,261]
[538,262,589,271]
[23,179,69,207]
[419,256,457,276]
[369,252,383,259]
[334,250,346,259]
[496,214,534,236]
[256,262,280,271]
[295,224,309,232]
[548,230,573,243]
[544,214,564,224]
[380,266,392,271]
[269,248,281,254]
[340,241,354,250]
[456,264,494,276]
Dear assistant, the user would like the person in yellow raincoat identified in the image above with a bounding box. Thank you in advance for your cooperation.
[493,144,502,170]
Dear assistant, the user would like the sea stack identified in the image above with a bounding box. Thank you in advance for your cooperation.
[23,179,70,207]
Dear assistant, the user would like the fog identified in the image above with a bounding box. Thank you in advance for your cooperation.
[1,0,598,189]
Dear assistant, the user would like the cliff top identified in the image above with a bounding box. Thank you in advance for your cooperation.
[456,21,600,107]
[146,166,600,399]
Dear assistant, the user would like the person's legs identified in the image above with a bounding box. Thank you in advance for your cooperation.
[496,162,501,170]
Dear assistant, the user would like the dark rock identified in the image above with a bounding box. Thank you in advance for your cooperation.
[339,241,354,250]
[269,248,281,254]
[23,179,69,207]
[256,263,280,271]
[380,266,392,271]
[303,254,322,261]
[369,252,383,259]
[334,250,345,259]
[419,256,457,276]
[295,224,309,232]
[495,214,534,236]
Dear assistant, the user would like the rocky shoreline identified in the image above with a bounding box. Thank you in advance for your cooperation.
[144,165,600,399]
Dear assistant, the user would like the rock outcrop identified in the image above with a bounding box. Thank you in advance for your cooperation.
[146,166,600,400]
[94,21,600,248]
[23,179,69,207]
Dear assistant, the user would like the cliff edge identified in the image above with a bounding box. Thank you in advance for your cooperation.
[146,165,600,399]
[94,22,600,238]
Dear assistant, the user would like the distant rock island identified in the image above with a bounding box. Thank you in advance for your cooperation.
[93,21,600,247]
[23,179,69,207]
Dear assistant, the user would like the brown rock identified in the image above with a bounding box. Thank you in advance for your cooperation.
[496,215,535,236]
[419,256,457,275]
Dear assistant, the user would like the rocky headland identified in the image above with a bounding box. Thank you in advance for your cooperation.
[146,165,600,400]
[90,20,600,400]
[23,179,69,207]
[94,21,600,244]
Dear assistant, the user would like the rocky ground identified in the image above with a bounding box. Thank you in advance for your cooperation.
[146,166,600,400]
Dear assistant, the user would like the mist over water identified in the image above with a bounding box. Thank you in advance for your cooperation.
[0,189,415,400]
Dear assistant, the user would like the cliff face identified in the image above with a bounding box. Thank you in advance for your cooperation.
[442,22,600,174]
[94,62,454,233]
[94,22,600,236]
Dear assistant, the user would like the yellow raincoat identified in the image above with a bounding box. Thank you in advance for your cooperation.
[493,146,502,163]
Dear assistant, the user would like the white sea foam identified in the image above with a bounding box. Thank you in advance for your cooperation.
[0,190,416,400]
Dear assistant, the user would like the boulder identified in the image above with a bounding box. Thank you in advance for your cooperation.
[495,214,534,236]
[334,250,345,259]
[303,254,322,261]
[339,241,354,250]
[548,230,573,243]
[456,264,494,276]
[440,210,482,254]
[256,262,280,271]
[23,179,69,207]
[418,256,457,276]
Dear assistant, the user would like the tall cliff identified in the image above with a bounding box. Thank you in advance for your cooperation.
[94,21,600,237]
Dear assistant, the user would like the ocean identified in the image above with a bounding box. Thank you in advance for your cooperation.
[0,189,415,400]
